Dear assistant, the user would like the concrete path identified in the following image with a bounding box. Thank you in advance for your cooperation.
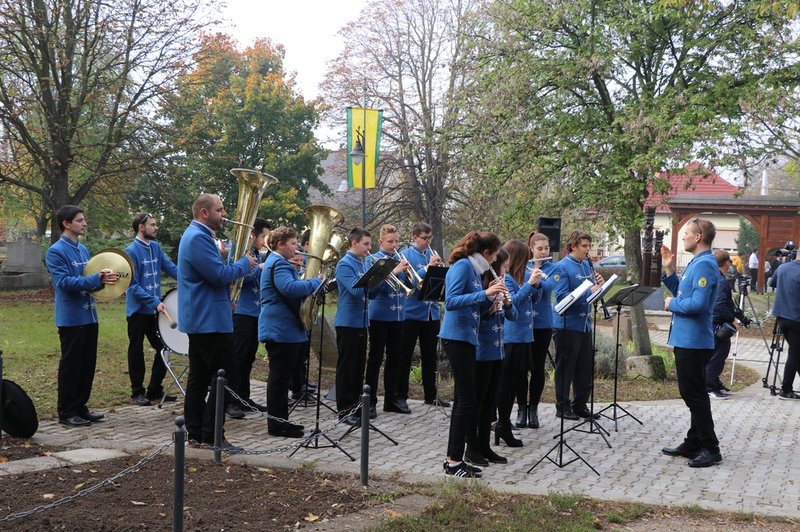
[20,332,800,519]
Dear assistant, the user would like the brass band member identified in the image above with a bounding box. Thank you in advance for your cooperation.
[399,222,450,407]
[259,226,320,438]
[365,224,410,417]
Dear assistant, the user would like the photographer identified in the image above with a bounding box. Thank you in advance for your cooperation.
[769,244,800,400]
[706,251,745,398]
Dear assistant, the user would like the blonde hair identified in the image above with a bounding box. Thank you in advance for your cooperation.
[379,224,398,240]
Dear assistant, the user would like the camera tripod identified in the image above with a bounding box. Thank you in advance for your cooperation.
[762,321,786,395]
[729,276,772,386]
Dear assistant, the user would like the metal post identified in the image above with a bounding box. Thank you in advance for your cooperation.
[173,416,185,532]
[214,369,226,464]
[0,349,4,442]
[360,384,370,487]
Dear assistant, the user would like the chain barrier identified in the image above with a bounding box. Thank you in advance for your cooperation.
[224,384,349,427]
[0,441,173,523]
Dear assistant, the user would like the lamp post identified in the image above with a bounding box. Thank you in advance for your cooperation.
[349,131,366,227]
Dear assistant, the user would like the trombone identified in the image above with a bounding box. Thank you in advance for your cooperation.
[369,252,415,297]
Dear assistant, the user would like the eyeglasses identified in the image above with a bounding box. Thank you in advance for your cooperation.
[416,235,433,241]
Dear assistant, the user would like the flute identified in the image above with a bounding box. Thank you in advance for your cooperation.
[489,269,513,305]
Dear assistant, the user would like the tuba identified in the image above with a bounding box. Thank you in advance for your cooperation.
[299,205,345,330]
[226,168,278,304]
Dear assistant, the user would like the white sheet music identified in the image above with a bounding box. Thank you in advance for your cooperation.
[586,274,619,305]
[554,279,593,315]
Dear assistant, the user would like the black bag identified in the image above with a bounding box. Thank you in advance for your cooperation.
[715,322,736,340]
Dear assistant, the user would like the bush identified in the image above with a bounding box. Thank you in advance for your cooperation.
[594,332,630,378]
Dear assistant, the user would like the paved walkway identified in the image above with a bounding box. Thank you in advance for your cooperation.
[17,332,800,519]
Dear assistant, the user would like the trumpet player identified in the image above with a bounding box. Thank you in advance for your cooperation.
[45,205,119,428]
[365,224,411,417]
[399,222,450,409]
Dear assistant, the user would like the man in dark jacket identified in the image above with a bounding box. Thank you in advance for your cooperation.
[706,250,739,398]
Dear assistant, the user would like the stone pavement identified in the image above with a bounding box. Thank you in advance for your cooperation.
[19,332,800,519]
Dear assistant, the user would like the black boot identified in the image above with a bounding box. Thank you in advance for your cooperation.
[528,406,539,429]
[515,404,528,428]
[494,422,523,447]
[465,446,489,467]
[480,446,508,464]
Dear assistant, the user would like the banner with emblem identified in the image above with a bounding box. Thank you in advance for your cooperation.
[346,107,383,189]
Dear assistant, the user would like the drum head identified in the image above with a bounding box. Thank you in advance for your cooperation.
[2,379,38,438]
[158,289,189,355]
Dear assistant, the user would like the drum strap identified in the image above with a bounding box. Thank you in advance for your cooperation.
[270,264,304,329]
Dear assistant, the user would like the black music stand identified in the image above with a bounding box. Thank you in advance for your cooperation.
[596,285,656,431]
[339,258,399,446]
[529,286,599,475]
[560,276,620,447]
[410,265,449,421]
[290,289,356,461]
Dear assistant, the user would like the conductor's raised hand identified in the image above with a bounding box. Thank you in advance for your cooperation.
[661,244,676,275]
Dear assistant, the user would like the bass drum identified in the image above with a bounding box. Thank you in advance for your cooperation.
[158,288,189,355]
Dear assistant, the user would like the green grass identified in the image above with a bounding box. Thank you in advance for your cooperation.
[0,298,132,417]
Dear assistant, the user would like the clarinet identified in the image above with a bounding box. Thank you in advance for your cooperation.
[587,259,613,320]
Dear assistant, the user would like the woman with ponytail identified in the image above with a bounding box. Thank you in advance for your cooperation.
[440,231,508,478]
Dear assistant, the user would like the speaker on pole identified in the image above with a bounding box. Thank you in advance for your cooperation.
[537,217,562,254]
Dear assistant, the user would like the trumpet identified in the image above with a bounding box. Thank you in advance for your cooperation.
[404,262,425,289]
[430,248,444,266]
[369,252,415,297]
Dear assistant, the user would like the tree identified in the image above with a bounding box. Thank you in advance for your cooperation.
[463,0,800,356]
[321,0,482,250]
[735,218,759,255]
[0,0,216,241]
[128,34,328,244]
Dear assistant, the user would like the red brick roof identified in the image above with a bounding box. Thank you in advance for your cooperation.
[646,162,741,213]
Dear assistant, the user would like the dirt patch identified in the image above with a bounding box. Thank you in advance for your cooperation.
[0,450,395,531]
[0,437,66,462]
[0,287,52,302]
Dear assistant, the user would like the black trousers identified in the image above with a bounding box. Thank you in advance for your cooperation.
[517,328,552,410]
[444,340,477,461]
[231,314,259,401]
[185,333,232,443]
[674,347,720,453]
[778,318,800,393]
[497,342,531,425]
[553,329,593,410]
[705,328,731,392]
[749,268,758,291]
[474,359,502,453]
[290,340,312,396]
[265,341,305,430]
[57,324,99,419]
[399,319,440,402]
[335,327,367,416]
[126,313,168,399]
[365,320,403,404]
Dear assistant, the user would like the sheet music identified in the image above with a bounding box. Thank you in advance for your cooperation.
[554,279,593,315]
[586,274,619,304]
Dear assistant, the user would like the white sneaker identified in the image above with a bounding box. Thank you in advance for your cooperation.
[708,390,728,399]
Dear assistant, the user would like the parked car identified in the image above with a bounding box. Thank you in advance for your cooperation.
[594,255,627,283]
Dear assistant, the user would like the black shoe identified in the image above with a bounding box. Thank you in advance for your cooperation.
[494,422,523,447]
[555,408,579,421]
[515,405,528,428]
[59,415,91,427]
[301,382,317,393]
[146,391,177,402]
[688,449,722,468]
[425,397,451,407]
[161,394,178,402]
[268,425,305,438]
[480,447,508,464]
[528,408,539,429]
[662,445,700,459]
[340,413,361,426]
[464,447,489,467]
[132,394,151,407]
[82,412,105,422]
[225,404,245,419]
[368,405,378,419]
[383,399,411,414]
[187,439,209,449]
[443,460,482,478]
[573,406,600,420]
[245,399,268,412]
[215,439,245,452]
[779,390,800,400]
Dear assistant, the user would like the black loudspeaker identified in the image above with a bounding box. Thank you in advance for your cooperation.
[537,217,562,252]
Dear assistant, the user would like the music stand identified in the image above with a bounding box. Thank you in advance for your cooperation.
[561,275,620,447]
[528,283,599,475]
[339,258,399,446]
[596,285,656,431]
[290,289,355,461]
[410,265,449,421]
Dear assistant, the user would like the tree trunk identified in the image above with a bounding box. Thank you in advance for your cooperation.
[624,225,652,357]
